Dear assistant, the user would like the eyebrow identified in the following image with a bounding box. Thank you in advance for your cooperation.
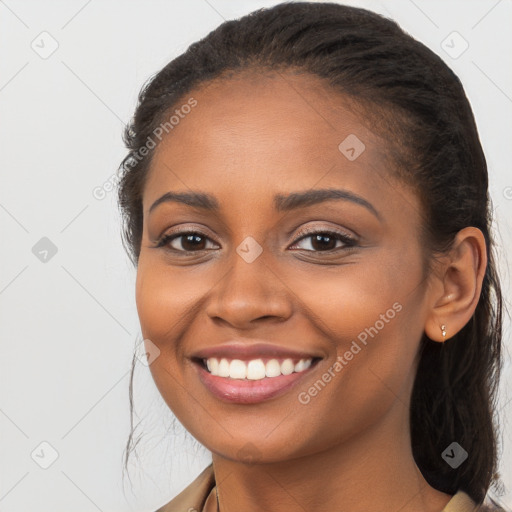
[148,188,380,219]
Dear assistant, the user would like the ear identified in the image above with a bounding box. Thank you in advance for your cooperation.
[424,227,487,342]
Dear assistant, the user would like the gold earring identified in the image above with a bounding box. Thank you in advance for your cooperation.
[441,324,447,340]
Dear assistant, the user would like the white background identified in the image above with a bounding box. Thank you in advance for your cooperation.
[0,0,511,511]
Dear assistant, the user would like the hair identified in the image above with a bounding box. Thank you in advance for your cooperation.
[117,1,505,508]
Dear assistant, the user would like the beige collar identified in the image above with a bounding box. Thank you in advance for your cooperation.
[155,464,479,512]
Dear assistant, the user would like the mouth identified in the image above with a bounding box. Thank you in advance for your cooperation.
[191,350,322,404]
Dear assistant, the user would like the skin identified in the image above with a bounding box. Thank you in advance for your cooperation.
[135,70,487,512]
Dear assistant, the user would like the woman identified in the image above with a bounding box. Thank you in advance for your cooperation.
[117,2,507,511]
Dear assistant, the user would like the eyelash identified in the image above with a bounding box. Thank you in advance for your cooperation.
[155,227,357,254]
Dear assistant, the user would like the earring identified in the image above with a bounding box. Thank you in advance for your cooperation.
[441,324,447,340]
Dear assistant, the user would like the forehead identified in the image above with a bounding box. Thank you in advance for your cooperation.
[155,71,379,156]
[142,70,411,218]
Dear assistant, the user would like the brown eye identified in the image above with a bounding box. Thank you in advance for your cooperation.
[289,230,356,252]
[157,232,218,252]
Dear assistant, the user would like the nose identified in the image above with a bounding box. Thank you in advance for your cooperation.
[205,247,293,329]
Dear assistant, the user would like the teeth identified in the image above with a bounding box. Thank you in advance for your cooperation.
[294,359,306,372]
[247,359,266,380]
[281,359,294,375]
[218,358,230,377]
[229,359,247,379]
[206,358,218,374]
[265,359,281,378]
[205,357,313,380]
[295,359,311,372]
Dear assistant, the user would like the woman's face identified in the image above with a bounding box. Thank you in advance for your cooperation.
[136,71,434,463]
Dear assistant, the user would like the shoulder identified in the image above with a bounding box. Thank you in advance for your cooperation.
[443,491,510,512]
[154,464,215,512]
[475,493,510,512]
[477,503,509,512]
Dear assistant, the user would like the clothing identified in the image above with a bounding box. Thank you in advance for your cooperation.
[154,464,482,512]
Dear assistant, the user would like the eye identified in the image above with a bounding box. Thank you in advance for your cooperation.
[288,229,356,252]
[156,231,219,252]
[155,228,357,254]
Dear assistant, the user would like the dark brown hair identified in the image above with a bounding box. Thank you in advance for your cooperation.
[118,2,505,507]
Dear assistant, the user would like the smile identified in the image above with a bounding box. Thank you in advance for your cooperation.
[190,342,323,404]
[204,357,313,380]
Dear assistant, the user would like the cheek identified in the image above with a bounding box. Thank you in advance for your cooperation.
[134,257,203,413]
[284,250,414,347]
[284,304,419,451]
[135,256,208,342]
[287,247,425,406]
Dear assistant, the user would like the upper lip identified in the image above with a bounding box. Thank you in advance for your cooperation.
[190,341,323,361]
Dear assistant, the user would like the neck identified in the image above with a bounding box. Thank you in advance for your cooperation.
[211,400,452,512]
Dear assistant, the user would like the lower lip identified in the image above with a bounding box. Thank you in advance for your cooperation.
[194,361,318,404]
